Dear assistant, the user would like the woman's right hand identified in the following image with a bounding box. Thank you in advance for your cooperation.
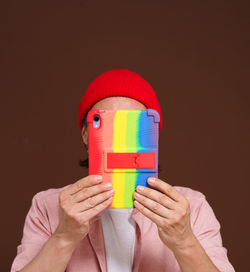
[53,175,114,245]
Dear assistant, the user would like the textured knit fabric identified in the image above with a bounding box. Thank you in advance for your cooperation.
[78,69,163,132]
[11,185,235,272]
[101,208,136,272]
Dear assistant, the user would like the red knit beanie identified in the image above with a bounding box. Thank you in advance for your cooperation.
[78,69,162,131]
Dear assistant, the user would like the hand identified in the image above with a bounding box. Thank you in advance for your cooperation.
[133,177,196,253]
[54,175,115,245]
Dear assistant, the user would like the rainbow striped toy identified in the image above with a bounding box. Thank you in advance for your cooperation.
[87,109,159,208]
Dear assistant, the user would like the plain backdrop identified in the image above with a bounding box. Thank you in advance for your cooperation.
[1,1,249,271]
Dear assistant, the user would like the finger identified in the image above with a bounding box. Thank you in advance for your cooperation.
[72,182,113,203]
[76,189,115,212]
[63,175,103,197]
[135,186,176,210]
[79,197,113,221]
[147,177,183,202]
[134,200,166,228]
[133,192,174,219]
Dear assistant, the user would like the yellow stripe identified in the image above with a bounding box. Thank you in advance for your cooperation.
[112,110,127,208]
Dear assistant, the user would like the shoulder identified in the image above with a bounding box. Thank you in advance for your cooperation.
[30,184,72,232]
[173,185,209,211]
[34,184,72,202]
[173,186,213,222]
[173,185,206,200]
[173,186,221,230]
[32,183,73,212]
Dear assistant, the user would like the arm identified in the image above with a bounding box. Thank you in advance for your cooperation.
[11,192,76,272]
[19,233,78,272]
[11,175,114,272]
[172,233,221,272]
[133,177,235,272]
[177,195,236,272]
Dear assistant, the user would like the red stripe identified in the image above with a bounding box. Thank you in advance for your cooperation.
[107,152,155,169]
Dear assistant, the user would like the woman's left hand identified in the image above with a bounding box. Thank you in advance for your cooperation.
[133,177,197,253]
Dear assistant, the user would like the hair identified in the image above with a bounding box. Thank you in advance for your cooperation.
[79,110,90,168]
[78,109,162,173]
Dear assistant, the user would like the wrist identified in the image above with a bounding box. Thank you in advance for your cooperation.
[51,231,82,250]
[172,233,199,256]
[171,234,221,272]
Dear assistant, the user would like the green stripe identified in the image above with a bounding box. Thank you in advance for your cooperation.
[124,111,140,208]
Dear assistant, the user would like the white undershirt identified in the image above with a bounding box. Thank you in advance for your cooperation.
[100,208,136,272]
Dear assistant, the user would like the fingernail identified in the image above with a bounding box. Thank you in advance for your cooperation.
[95,175,103,181]
[134,192,140,198]
[148,177,155,184]
[104,183,112,188]
[134,200,141,207]
[137,186,144,192]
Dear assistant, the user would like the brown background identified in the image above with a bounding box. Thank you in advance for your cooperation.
[1,1,249,271]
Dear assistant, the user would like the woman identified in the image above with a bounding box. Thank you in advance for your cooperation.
[11,69,235,272]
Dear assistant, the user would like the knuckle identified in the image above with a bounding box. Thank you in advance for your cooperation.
[99,202,106,210]
[161,218,168,228]
[139,204,144,212]
[179,208,187,217]
[158,219,166,230]
[99,203,107,212]
[59,197,68,210]
[66,205,75,216]
[60,201,68,210]
[76,191,84,200]
[91,205,99,214]
[78,190,87,200]
[59,197,74,212]
[184,199,190,209]
[166,186,173,194]
[59,192,65,203]
[170,216,178,225]
[84,187,91,196]
[152,203,160,212]
[75,180,82,190]
[59,190,69,202]
[159,195,166,204]
[87,197,96,208]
